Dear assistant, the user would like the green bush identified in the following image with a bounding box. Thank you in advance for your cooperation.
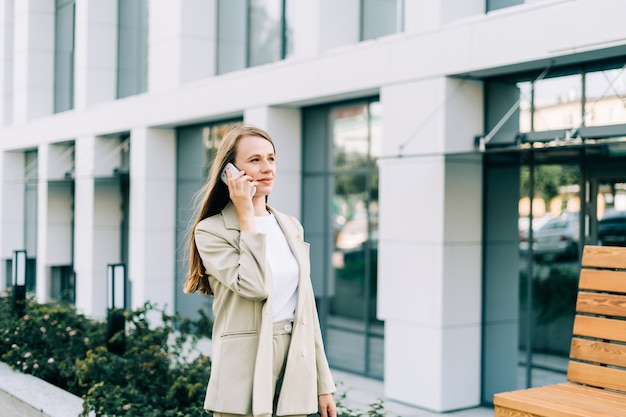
[0,290,388,417]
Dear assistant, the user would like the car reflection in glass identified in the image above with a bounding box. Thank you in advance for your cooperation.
[520,212,579,261]
[598,210,626,247]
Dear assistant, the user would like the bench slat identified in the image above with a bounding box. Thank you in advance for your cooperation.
[572,315,626,343]
[495,384,626,417]
[575,292,626,318]
[579,269,626,293]
[582,246,626,269]
[570,337,626,367]
[567,360,626,392]
[548,383,626,406]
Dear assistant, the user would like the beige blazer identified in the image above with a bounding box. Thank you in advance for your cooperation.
[195,203,336,417]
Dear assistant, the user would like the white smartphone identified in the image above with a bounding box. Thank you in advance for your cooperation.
[220,162,240,184]
[220,162,256,196]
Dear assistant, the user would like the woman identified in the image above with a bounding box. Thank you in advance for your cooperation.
[184,123,337,417]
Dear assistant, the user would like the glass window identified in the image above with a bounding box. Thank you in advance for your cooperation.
[532,75,582,132]
[249,0,284,67]
[54,0,75,113]
[117,0,148,98]
[520,163,581,389]
[361,0,403,41]
[303,99,382,378]
[217,0,293,74]
[584,68,626,127]
[486,0,524,12]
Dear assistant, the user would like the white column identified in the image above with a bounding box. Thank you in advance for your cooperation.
[73,0,118,110]
[74,135,122,318]
[378,77,483,412]
[148,0,216,92]
[318,0,359,52]
[12,0,54,123]
[36,143,75,303]
[244,107,302,218]
[0,0,14,126]
[128,127,176,315]
[0,151,25,290]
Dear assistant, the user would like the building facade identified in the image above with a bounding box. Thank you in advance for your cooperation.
[1,0,626,412]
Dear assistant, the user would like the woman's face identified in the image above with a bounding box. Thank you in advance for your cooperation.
[234,135,276,197]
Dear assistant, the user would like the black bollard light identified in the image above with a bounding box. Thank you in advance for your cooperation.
[106,263,127,355]
[12,250,27,316]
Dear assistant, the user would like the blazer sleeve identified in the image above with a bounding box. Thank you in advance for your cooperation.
[313,302,336,395]
[195,219,270,301]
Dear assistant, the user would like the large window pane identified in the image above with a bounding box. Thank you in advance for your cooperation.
[585,68,626,127]
[332,104,369,171]
[362,0,402,41]
[519,164,580,388]
[532,75,582,132]
[249,0,283,67]
[217,0,247,74]
[54,0,75,113]
[303,99,382,378]
[117,0,148,98]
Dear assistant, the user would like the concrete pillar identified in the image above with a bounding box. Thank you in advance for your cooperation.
[0,0,14,126]
[74,135,123,318]
[318,0,359,52]
[244,107,302,218]
[12,0,54,123]
[35,143,74,303]
[378,77,483,412]
[0,151,25,290]
[128,127,176,315]
[148,0,216,92]
[73,0,117,110]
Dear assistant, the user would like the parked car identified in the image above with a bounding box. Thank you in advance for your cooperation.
[598,210,626,247]
[520,212,579,260]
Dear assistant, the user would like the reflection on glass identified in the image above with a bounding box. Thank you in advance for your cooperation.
[597,180,626,247]
[249,0,283,67]
[532,75,582,132]
[585,68,626,127]
[518,164,580,388]
[201,121,241,179]
[332,105,369,170]
[326,101,382,377]
[362,0,403,41]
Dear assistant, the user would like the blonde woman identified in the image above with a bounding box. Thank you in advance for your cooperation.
[184,123,336,417]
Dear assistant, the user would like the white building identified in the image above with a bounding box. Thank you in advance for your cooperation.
[2,0,626,412]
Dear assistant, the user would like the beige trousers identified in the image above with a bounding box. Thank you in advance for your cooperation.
[212,321,308,417]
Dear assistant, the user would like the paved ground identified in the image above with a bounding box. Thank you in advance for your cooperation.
[333,369,494,417]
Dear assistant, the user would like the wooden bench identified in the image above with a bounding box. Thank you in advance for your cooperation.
[494,245,626,417]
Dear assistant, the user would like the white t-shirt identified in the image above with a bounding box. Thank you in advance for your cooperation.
[254,213,299,322]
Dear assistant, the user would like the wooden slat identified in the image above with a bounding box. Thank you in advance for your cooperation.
[494,405,541,417]
[579,269,626,293]
[516,384,626,416]
[582,245,626,270]
[549,383,626,407]
[576,292,626,318]
[494,385,626,417]
[570,337,626,367]
[567,360,626,392]
[572,315,626,343]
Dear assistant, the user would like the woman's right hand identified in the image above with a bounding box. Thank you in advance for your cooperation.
[225,169,257,230]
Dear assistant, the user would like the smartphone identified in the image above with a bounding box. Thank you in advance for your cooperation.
[220,163,256,196]
[220,162,240,184]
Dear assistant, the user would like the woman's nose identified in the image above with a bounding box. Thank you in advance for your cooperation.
[261,159,273,172]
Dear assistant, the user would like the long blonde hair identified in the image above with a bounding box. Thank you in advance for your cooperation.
[183,123,275,294]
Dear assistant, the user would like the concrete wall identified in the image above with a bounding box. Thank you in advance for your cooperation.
[0,362,84,417]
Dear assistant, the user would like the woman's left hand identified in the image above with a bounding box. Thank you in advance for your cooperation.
[318,394,337,417]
